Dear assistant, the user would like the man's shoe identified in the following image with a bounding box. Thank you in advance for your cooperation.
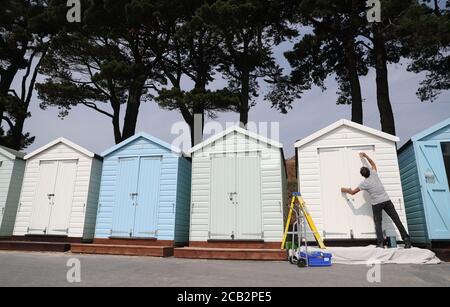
[376,244,385,249]
[404,238,412,249]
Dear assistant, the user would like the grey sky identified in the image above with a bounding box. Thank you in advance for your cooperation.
[16,43,450,158]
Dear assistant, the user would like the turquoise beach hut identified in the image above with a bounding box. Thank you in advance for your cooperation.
[398,118,450,246]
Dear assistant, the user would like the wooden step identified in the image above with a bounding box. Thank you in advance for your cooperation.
[71,244,174,257]
[0,241,70,252]
[174,247,287,261]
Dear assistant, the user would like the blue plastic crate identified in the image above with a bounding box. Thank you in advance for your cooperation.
[300,252,333,267]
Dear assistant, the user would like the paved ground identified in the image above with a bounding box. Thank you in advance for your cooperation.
[0,251,449,287]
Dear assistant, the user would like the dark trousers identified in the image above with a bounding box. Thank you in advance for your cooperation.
[372,201,410,245]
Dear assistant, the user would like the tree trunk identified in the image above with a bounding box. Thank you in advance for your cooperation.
[344,37,364,124]
[121,85,143,142]
[111,103,122,145]
[373,24,396,136]
[434,0,441,16]
[191,97,205,147]
[10,110,26,150]
[239,70,250,128]
[346,0,364,125]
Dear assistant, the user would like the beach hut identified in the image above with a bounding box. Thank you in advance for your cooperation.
[398,118,450,245]
[93,132,192,246]
[13,138,103,241]
[295,119,407,242]
[0,146,26,238]
[187,126,287,248]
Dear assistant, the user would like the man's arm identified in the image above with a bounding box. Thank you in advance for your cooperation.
[341,187,361,195]
[360,153,377,172]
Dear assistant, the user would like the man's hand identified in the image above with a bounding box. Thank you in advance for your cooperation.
[360,152,367,159]
[341,188,350,194]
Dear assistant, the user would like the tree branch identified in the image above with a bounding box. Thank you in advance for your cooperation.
[25,44,49,107]
[8,89,19,99]
[357,40,374,51]
[2,116,14,130]
[80,101,114,118]
[21,49,38,102]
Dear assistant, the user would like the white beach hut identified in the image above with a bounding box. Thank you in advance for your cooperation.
[13,138,103,241]
[295,120,407,241]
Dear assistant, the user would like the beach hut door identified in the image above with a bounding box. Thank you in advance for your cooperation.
[30,160,77,235]
[319,148,353,239]
[113,157,161,238]
[30,161,59,234]
[133,157,161,238]
[418,142,450,239]
[113,158,140,237]
[318,146,375,239]
[210,157,237,240]
[235,156,262,240]
[47,160,78,235]
[210,156,262,240]
[347,146,377,239]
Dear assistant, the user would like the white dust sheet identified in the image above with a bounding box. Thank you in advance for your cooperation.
[309,246,441,265]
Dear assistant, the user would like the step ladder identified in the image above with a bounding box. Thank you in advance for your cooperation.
[282,192,326,250]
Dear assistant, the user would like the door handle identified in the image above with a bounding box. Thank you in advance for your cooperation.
[1,208,4,215]
[47,194,55,198]
[229,193,234,201]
